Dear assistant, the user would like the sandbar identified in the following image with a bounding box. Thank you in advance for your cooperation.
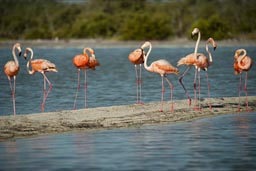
[0,96,255,141]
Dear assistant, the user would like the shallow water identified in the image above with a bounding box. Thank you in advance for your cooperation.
[1,45,255,115]
[0,113,255,170]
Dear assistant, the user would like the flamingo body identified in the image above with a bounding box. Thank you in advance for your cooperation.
[73,54,89,69]
[4,61,20,77]
[128,49,144,65]
[30,59,58,74]
[148,59,178,76]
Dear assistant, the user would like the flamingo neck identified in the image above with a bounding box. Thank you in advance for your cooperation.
[143,43,152,72]
[26,48,34,74]
[12,45,19,66]
[206,40,213,64]
[193,31,201,59]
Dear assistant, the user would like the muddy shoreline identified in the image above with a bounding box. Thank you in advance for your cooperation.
[0,96,255,141]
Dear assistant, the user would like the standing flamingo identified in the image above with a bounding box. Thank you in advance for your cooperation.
[233,49,253,111]
[142,41,179,112]
[192,37,217,110]
[128,47,145,104]
[24,47,58,112]
[73,47,99,109]
[4,43,22,115]
[177,28,201,106]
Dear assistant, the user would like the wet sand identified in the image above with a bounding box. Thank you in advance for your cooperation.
[0,96,255,140]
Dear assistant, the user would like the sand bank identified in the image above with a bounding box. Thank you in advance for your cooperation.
[0,96,256,140]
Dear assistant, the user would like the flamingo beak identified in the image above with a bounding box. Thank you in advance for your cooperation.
[214,46,216,50]
[19,51,22,56]
[23,52,27,60]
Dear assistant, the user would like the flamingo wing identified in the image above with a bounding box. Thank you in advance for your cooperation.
[31,59,58,72]
[152,60,179,75]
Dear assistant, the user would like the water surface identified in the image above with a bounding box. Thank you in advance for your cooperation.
[1,46,255,115]
[0,112,255,170]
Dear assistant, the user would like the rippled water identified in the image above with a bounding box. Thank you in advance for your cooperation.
[1,46,255,115]
[0,112,255,170]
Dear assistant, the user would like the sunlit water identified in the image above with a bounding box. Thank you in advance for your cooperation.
[0,46,255,115]
[0,113,255,170]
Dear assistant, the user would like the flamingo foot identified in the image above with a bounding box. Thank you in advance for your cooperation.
[136,101,144,105]
[194,106,201,111]
[188,98,192,106]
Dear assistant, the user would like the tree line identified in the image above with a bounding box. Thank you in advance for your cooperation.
[0,0,255,40]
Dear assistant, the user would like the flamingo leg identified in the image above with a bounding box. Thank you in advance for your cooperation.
[198,70,201,110]
[244,72,249,111]
[84,69,87,108]
[41,73,52,112]
[193,68,200,111]
[134,65,139,104]
[178,66,192,105]
[8,77,16,115]
[160,75,165,112]
[205,72,212,109]
[73,69,80,110]
[139,64,143,104]
[238,73,242,112]
[165,77,174,112]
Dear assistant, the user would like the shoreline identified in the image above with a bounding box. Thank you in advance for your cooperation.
[0,96,256,141]
[1,38,256,48]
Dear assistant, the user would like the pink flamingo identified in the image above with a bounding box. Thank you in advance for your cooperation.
[73,47,99,109]
[233,49,253,111]
[142,41,179,112]
[24,47,58,112]
[192,37,217,110]
[4,43,22,115]
[128,47,145,104]
[177,28,201,106]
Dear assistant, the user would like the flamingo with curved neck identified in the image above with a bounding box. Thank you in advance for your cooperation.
[4,43,22,115]
[142,41,179,112]
[233,48,253,111]
[24,47,58,112]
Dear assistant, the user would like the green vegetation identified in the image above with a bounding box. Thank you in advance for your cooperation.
[0,0,256,40]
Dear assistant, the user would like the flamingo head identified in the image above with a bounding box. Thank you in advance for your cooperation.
[207,37,217,50]
[14,43,22,56]
[141,41,151,49]
[191,28,200,38]
[234,49,246,58]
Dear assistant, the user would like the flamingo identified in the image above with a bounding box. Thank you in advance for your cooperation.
[73,47,99,109]
[4,43,22,115]
[142,41,179,112]
[233,49,253,111]
[24,47,58,112]
[177,28,201,106]
[128,47,145,104]
[192,37,217,110]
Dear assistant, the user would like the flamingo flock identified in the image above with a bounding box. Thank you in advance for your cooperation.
[2,28,254,115]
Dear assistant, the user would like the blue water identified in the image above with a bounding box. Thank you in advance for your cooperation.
[0,112,255,170]
[1,45,255,115]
